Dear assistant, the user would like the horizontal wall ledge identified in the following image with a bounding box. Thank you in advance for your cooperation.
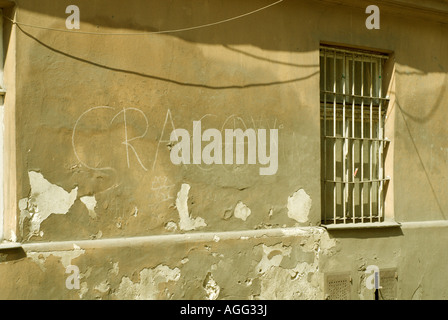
[399,220,448,229]
[20,226,326,253]
[0,242,22,250]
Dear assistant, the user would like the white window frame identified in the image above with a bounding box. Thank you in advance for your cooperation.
[0,10,4,241]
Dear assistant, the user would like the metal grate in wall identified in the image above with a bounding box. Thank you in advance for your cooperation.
[379,269,398,300]
[325,273,352,300]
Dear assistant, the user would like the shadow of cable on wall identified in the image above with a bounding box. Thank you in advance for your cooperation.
[17,25,319,90]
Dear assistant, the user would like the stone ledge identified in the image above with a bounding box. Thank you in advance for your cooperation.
[20,226,326,252]
[0,241,22,250]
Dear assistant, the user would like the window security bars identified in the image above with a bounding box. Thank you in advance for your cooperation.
[320,45,389,225]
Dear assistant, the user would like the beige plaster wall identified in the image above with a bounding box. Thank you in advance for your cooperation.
[1,0,447,299]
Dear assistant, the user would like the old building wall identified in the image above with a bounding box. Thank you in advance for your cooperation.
[0,0,447,299]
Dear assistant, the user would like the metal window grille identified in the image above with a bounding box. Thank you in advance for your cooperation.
[320,45,390,225]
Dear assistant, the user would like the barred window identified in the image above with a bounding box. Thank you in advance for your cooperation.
[320,45,390,225]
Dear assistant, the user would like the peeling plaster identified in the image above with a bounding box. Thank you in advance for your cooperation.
[79,282,89,299]
[252,231,335,299]
[165,221,178,232]
[175,184,206,231]
[234,201,251,221]
[90,230,103,240]
[94,280,110,294]
[203,272,220,300]
[110,262,119,276]
[9,231,17,243]
[27,247,86,271]
[80,195,97,219]
[255,243,292,275]
[20,171,78,239]
[287,189,312,224]
[258,259,321,300]
[115,265,181,300]
[79,266,93,298]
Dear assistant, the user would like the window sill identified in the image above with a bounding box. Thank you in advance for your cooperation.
[0,241,22,250]
[322,220,401,231]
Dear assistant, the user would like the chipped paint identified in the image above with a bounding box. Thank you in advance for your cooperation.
[258,259,321,300]
[80,195,97,219]
[203,272,220,300]
[255,243,292,275]
[79,282,89,299]
[175,184,206,231]
[110,262,119,276]
[21,172,78,239]
[27,247,86,271]
[115,265,181,299]
[94,280,110,294]
[165,221,178,232]
[287,189,312,224]
[234,201,251,221]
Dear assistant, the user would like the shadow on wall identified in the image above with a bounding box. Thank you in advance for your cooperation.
[16,0,316,52]
[17,25,320,90]
[326,226,404,240]
[13,0,448,73]
[0,247,27,262]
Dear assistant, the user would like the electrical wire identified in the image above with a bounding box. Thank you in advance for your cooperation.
[3,0,283,35]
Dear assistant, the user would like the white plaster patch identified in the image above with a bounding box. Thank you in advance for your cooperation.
[287,189,312,223]
[94,280,110,294]
[80,195,97,219]
[91,230,102,240]
[255,243,292,275]
[115,265,181,300]
[132,206,138,217]
[203,273,220,300]
[79,282,89,299]
[258,260,321,300]
[110,262,119,276]
[22,171,78,238]
[319,230,337,254]
[280,226,320,238]
[28,248,86,272]
[9,230,17,243]
[256,230,336,299]
[175,184,206,231]
[234,201,251,221]
[165,221,178,232]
